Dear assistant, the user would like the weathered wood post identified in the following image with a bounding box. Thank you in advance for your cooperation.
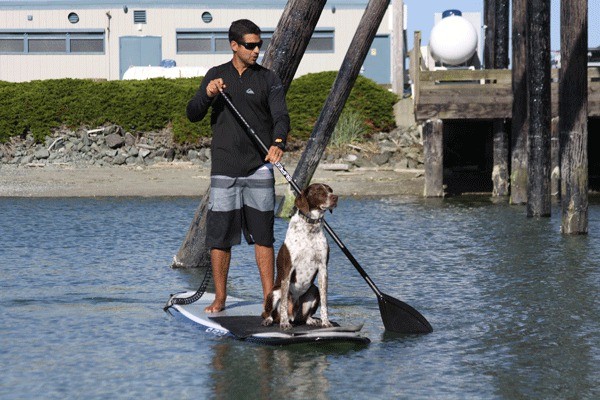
[282,0,393,212]
[559,0,588,234]
[526,0,552,217]
[485,0,510,196]
[172,195,212,268]
[492,119,510,196]
[484,0,509,69]
[260,0,327,88]
[484,0,495,69]
[171,0,327,268]
[412,31,422,108]
[551,117,560,196]
[423,119,444,197]
[510,0,529,204]
[391,0,405,95]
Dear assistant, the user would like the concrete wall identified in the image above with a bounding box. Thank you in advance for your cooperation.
[0,3,391,82]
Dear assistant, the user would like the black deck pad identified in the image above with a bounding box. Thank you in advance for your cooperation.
[209,315,361,339]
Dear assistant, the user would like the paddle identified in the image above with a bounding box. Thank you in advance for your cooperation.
[220,90,432,334]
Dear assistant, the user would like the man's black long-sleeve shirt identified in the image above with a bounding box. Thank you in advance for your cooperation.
[186,61,290,177]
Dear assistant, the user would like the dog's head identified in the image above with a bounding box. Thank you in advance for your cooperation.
[295,183,338,216]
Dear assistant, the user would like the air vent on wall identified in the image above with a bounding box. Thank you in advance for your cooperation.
[68,12,79,24]
[201,12,213,23]
[133,10,147,24]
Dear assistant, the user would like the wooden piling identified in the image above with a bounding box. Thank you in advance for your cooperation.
[559,0,588,234]
[391,0,405,95]
[171,194,212,269]
[485,0,510,197]
[492,120,510,196]
[484,0,509,69]
[526,0,552,217]
[285,0,393,210]
[423,119,444,197]
[551,117,560,197]
[261,0,327,90]
[483,0,495,69]
[510,0,529,204]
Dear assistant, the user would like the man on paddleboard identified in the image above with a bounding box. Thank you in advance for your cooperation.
[186,19,290,313]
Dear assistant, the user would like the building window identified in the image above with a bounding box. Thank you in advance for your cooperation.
[68,12,79,24]
[0,31,105,54]
[69,33,104,53]
[214,33,232,52]
[134,10,147,24]
[176,29,334,54]
[28,35,66,53]
[0,33,25,52]
[306,30,335,52]
[177,37,212,53]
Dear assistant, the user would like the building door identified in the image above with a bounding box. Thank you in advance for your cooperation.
[119,36,162,79]
[361,35,390,84]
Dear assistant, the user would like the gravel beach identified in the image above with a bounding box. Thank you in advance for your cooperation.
[0,161,424,198]
[1,122,426,198]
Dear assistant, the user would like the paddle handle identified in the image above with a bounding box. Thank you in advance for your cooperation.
[322,220,384,297]
[220,91,384,299]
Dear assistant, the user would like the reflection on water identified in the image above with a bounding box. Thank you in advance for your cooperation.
[1,196,599,399]
[209,342,339,400]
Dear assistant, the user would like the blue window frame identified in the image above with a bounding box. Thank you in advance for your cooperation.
[0,30,105,54]
[176,29,334,54]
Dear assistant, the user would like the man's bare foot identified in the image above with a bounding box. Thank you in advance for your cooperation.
[204,299,225,313]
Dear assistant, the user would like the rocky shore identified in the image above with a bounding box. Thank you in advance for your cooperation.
[0,125,425,197]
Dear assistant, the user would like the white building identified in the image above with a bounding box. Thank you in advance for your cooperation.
[0,0,395,83]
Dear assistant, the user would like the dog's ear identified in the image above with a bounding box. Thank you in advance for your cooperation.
[295,190,310,214]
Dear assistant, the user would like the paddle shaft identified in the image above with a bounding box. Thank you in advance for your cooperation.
[220,91,384,299]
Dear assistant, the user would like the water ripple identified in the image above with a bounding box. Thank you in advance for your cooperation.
[1,196,599,399]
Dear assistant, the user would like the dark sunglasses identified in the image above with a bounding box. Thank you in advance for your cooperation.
[237,40,263,50]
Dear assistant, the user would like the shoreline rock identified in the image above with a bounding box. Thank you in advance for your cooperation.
[0,125,426,198]
[0,124,424,172]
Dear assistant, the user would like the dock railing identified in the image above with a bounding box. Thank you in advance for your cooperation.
[410,31,600,121]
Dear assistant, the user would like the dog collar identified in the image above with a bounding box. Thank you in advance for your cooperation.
[298,210,323,224]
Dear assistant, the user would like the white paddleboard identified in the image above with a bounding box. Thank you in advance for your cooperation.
[168,291,370,346]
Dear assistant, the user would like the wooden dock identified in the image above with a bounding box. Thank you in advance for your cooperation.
[409,32,600,198]
[411,34,600,121]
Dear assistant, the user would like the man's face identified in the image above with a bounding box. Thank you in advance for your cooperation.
[231,33,262,66]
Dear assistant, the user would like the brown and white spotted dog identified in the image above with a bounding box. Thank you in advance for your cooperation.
[262,183,338,330]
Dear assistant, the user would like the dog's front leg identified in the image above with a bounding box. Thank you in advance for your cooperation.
[318,267,333,328]
[278,276,292,330]
[261,291,276,326]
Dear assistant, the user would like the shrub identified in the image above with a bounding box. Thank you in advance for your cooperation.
[287,71,397,139]
[0,72,397,144]
[0,78,208,143]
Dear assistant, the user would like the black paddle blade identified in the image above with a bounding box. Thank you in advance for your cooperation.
[377,293,433,334]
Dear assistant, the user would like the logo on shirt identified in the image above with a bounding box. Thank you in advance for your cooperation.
[246,88,255,95]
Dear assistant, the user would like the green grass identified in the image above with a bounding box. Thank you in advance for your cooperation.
[330,109,368,147]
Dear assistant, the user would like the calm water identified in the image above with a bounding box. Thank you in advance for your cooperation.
[1,196,599,399]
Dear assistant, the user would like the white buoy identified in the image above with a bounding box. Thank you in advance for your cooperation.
[429,9,478,66]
